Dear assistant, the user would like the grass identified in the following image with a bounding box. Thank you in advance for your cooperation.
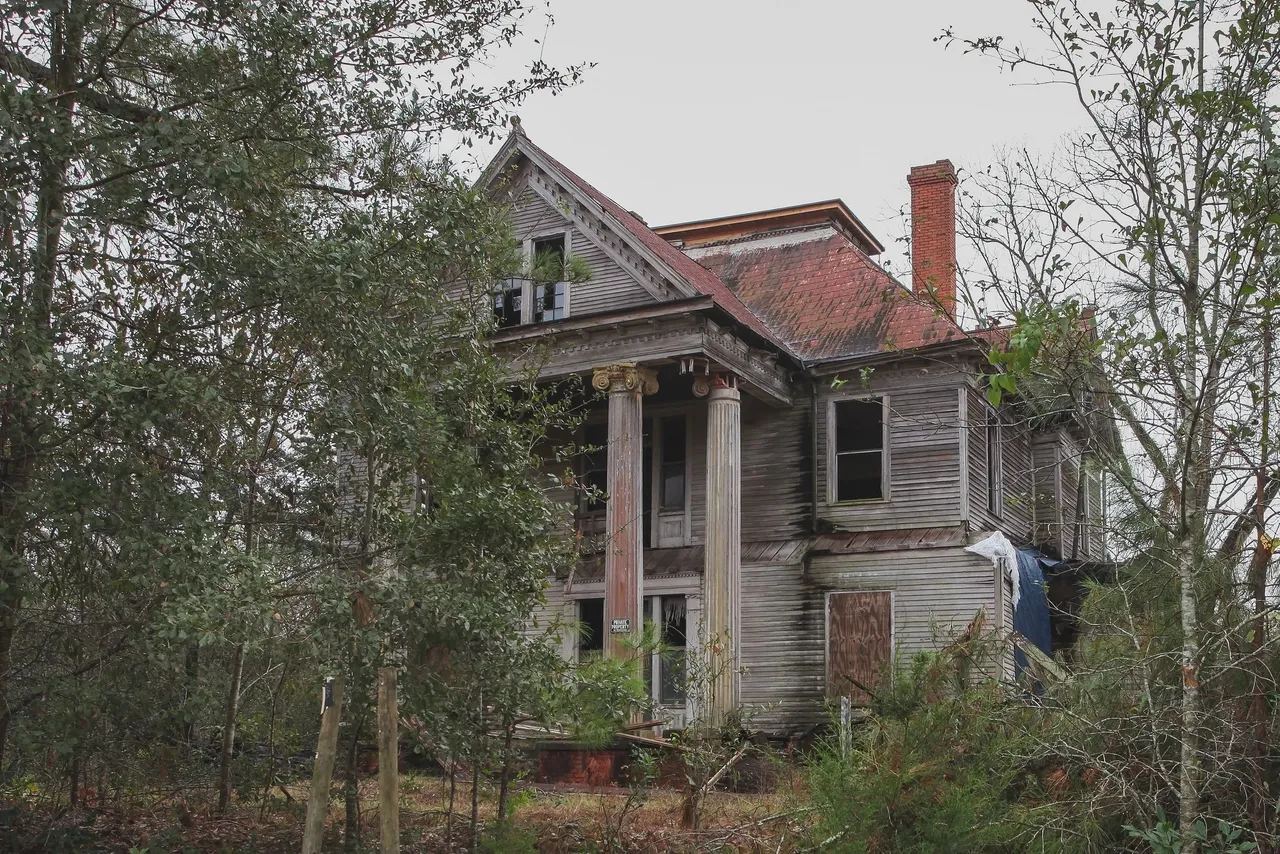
[9,768,817,852]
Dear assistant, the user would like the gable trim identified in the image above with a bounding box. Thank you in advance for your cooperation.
[523,174,675,305]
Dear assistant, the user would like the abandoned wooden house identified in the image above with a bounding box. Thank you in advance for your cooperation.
[477,121,1105,738]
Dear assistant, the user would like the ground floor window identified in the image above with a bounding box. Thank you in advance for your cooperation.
[644,594,687,705]
[578,597,604,660]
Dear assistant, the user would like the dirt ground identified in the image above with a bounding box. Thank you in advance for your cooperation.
[6,771,817,853]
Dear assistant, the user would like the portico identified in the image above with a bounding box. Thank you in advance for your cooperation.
[583,357,744,725]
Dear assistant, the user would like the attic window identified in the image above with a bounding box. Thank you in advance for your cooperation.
[493,278,522,329]
[830,397,888,502]
[532,234,568,322]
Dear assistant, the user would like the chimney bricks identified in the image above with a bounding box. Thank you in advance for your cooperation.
[907,160,958,317]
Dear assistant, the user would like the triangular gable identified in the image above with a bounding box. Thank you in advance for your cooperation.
[477,126,787,351]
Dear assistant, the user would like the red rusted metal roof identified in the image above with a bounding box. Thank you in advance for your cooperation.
[690,230,967,362]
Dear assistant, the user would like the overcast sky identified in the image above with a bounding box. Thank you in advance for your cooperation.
[458,0,1085,267]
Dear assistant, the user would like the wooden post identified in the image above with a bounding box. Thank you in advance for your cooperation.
[377,667,399,854]
[302,675,344,854]
[703,377,741,726]
[591,364,657,662]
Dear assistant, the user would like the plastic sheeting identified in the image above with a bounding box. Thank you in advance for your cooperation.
[1013,548,1054,678]
[965,531,1021,608]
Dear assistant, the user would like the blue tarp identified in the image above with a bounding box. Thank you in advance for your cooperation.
[1013,548,1056,678]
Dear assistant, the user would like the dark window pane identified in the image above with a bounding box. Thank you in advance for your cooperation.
[660,463,685,511]
[661,416,686,462]
[579,598,604,656]
[492,281,522,328]
[532,234,565,281]
[836,451,882,501]
[834,399,883,453]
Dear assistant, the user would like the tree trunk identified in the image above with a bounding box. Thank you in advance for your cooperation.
[496,721,514,826]
[302,675,344,854]
[344,711,363,854]
[377,667,398,854]
[217,643,246,814]
[1178,539,1202,852]
[0,0,80,775]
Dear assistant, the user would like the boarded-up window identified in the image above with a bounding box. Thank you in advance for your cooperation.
[827,591,893,704]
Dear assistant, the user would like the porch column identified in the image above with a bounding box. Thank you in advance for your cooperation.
[592,363,657,661]
[701,374,741,726]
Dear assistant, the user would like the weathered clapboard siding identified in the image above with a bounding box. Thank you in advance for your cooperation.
[965,388,1034,544]
[508,182,658,318]
[815,365,967,531]
[740,559,826,733]
[1031,432,1062,553]
[741,393,811,542]
[808,546,997,666]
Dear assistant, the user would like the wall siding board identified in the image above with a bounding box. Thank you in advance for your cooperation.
[741,392,812,542]
[965,391,1035,544]
[816,366,967,530]
[738,544,998,734]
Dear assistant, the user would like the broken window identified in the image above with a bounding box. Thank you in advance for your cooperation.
[658,415,687,512]
[831,397,886,502]
[492,278,523,328]
[644,595,687,704]
[532,234,568,322]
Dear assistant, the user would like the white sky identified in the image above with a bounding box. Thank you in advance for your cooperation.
[458,0,1085,270]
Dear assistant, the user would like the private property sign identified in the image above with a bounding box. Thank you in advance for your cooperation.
[610,618,631,634]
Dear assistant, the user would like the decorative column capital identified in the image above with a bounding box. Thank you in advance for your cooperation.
[692,371,738,398]
[592,363,658,396]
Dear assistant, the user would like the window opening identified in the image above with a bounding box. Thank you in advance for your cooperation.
[644,595,687,704]
[532,234,567,322]
[833,398,885,501]
[986,413,1004,517]
[578,598,604,660]
[492,278,522,329]
[659,415,687,511]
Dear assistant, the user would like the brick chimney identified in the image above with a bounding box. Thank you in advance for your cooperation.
[907,160,957,317]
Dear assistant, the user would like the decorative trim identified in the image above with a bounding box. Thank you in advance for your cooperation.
[591,363,658,395]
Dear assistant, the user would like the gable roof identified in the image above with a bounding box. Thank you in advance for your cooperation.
[686,227,966,362]
[478,123,974,367]
[480,126,785,350]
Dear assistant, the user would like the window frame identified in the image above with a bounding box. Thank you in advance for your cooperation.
[985,406,1005,519]
[827,393,891,505]
[522,229,572,324]
[644,594,687,706]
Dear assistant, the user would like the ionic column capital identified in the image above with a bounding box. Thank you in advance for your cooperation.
[692,370,738,398]
[592,363,658,396]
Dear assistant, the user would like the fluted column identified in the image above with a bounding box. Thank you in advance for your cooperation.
[592,363,657,661]
[703,377,741,725]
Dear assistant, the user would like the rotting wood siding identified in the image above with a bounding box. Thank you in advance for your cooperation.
[814,365,967,531]
[738,542,1000,735]
[964,387,1034,544]
[741,391,811,542]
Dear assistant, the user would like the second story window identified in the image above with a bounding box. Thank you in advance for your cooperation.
[659,415,687,512]
[986,412,1004,517]
[831,396,887,502]
[493,278,522,329]
[532,234,568,322]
